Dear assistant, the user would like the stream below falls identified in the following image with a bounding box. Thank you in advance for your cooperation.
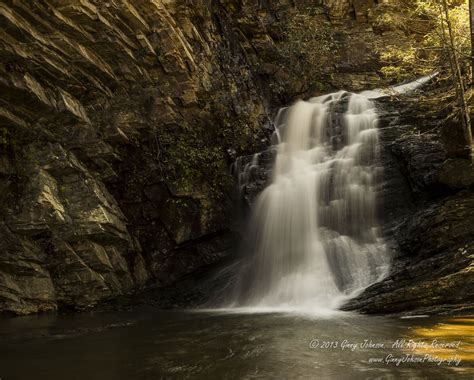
[0,310,472,379]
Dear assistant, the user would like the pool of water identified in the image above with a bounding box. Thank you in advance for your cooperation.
[0,310,472,379]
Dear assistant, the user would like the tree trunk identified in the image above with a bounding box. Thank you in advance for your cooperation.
[441,0,473,153]
[470,0,474,84]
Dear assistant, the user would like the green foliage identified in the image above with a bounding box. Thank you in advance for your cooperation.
[0,127,19,162]
[274,7,339,96]
[160,130,227,195]
[0,127,13,150]
[373,11,407,31]
[379,0,470,82]
[379,0,472,151]
[280,10,337,65]
[151,113,258,199]
[0,128,7,147]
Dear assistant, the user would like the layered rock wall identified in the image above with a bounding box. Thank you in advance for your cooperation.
[0,0,420,314]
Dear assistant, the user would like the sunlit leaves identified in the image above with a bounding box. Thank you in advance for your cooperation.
[379,0,470,82]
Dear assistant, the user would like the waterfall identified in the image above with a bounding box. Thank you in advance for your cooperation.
[230,91,390,313]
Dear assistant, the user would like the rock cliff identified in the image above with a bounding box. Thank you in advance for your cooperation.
[1,0,268,314]
[2,0,466,315]
[342,96,474,315]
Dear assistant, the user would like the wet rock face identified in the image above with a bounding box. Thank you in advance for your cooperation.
[233,148,276,212]
[0,142,146,314]
[391,134,447,195]
[0,0,422,314]
[344,193,474,315]
[343,99,474,315]
[0,0,269,314]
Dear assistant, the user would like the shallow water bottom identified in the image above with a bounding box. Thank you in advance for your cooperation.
[0,310,472,379]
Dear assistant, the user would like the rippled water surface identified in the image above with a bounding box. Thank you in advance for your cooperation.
[0,311,472,379]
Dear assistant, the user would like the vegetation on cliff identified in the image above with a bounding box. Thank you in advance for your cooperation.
[379,0,473,156]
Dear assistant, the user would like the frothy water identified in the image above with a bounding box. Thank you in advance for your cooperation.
[361,72,438,99]
[229,91,391,314]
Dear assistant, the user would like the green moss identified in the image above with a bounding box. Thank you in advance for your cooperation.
[160,130,230,196]
[0,127,8,147]
[141,107,262,200]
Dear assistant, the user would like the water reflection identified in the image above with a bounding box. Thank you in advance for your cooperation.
[408,316,474,370]
[0,311,472,379]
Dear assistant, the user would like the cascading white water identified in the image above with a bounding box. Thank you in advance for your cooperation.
[230,91,390,313]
